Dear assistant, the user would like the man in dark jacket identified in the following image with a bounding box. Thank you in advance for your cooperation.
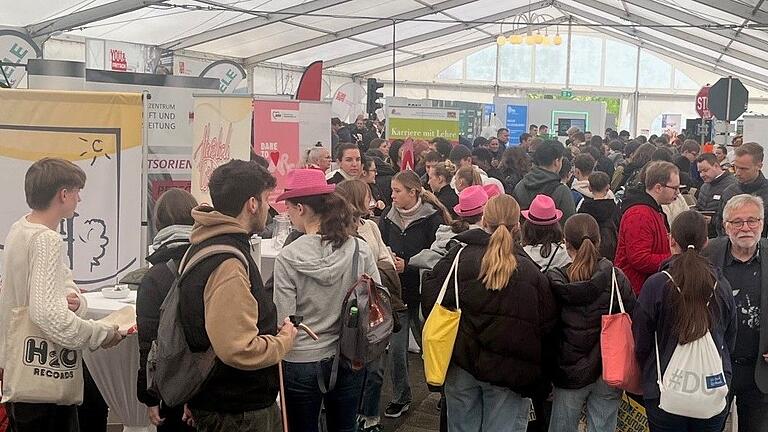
[716,143,768,237]
[704,194,768,432]
[673,139,701,189]
[513,140,576,223]
[695,153,737,238]
[178,160,297,431]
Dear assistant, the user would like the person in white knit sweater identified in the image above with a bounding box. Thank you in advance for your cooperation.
[0,158,123,432]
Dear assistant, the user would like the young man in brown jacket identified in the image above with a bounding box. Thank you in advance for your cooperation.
[178,160,297,431]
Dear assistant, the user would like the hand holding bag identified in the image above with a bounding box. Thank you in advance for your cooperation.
[422,247,464,387]
[601,268,642,394]
[1,306,84,405]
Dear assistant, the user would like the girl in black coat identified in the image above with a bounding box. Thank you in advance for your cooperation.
[546,214,636,432]
[136,189,198,432]
[379,170,449,418]
[422,195,557,432]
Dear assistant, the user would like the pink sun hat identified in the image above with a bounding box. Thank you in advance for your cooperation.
[275,169,336,202]
[454,184,501,217]
[521,194,563,225]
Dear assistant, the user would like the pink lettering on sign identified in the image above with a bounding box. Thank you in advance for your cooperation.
[194,123,232,192]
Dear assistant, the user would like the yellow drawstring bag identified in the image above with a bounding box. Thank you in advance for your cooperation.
[422,247,464,386]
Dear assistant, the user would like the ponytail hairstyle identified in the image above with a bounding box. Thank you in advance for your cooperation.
[431,162,455,184]
[450,214,482,234]
[563,214,601,282]
[668,210,719,345]
[286,192,355,249]
[393,170,452,224]
[455,166,482,189]
[479,195,520,290]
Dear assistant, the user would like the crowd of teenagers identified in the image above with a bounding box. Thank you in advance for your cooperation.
[0,121,766,432]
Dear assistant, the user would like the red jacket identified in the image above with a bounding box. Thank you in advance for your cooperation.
[614,190,671,294]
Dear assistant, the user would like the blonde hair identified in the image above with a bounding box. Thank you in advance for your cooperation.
[455,166,482,189]
[479,195,520,290]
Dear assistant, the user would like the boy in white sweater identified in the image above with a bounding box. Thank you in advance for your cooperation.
[0,158,123,432]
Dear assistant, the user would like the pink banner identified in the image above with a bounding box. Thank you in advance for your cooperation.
[253,100,300,209]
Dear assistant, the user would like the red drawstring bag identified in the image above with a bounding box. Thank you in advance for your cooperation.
[601,268,643,394]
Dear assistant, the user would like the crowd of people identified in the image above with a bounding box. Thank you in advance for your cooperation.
[1,121,767,432]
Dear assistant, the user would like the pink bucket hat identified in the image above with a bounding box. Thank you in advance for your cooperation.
[275,169,336,202]
[454,184,500,217]
[521,194,563,225]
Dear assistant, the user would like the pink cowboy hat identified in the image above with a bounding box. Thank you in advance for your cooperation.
[454,184,500,217]
[521,194,563,225]
[275,169,336,202]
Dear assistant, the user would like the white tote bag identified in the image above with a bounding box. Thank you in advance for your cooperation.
[654,272,728,419]
[1,306,84,405]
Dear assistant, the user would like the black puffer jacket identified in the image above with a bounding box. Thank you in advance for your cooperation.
[136,239,190,407]
[546,259,636,389]
[422,229,557,396]
[379,202,444,306]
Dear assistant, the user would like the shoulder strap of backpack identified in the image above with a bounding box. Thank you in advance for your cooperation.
[542,242,561,273]
[318,237,361,395]
[179,244,250,280]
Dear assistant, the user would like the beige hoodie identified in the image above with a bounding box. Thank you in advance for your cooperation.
[190,206,292,371]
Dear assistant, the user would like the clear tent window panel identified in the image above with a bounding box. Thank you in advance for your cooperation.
[604,39,637,87]
[499,43,533,83]
[638,50,672,89]
[534,41,566,85]
[674,69,699,90]
[465,45,497,81]
[569,34,602,86]
[438,59,465,80]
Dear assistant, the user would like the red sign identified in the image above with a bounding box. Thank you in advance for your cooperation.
[696,86,712,119]
[110,49,127,71]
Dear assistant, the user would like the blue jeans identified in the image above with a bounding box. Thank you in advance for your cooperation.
[644,398,728,432]
[283,358,364,432]
[388,307,422,404]
[548,378,622,432]
[360,354,385,418]
[444,364,530,432]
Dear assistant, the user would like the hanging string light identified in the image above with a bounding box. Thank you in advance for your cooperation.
[496,8,561,46]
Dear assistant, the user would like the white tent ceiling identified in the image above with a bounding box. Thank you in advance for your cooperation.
[4,0,768,88]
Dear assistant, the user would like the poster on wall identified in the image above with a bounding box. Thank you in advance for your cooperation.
[0,89,143,290]
[252,99,332,206]
[28,59,220,239]
[431,100,484,141]
[662,114,682,136]
[386,106,461,143]
[191,95,252,205]
[505,105,528,145]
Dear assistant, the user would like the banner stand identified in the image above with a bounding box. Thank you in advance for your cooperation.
[141,91,150,266]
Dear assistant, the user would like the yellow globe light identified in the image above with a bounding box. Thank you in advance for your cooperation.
[553,34,563,45]
[497,35,507,46]
[542,36,552,45]
[509,34,524,44]
[534,33,544,44]
[525,35,536,45]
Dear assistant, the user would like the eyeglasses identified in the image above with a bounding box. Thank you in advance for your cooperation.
[661,184,681,192]
[726,218,763,229]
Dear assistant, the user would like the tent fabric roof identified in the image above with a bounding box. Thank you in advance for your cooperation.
[5,0,768,88]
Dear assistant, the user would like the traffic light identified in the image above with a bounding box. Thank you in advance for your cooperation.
[366,78,384,116]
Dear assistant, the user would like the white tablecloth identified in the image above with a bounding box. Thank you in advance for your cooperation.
[82,291,153,432]
[259,237,280,278]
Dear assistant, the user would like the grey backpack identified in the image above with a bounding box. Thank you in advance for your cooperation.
[146,244,249,407]
[320,239,394,393]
